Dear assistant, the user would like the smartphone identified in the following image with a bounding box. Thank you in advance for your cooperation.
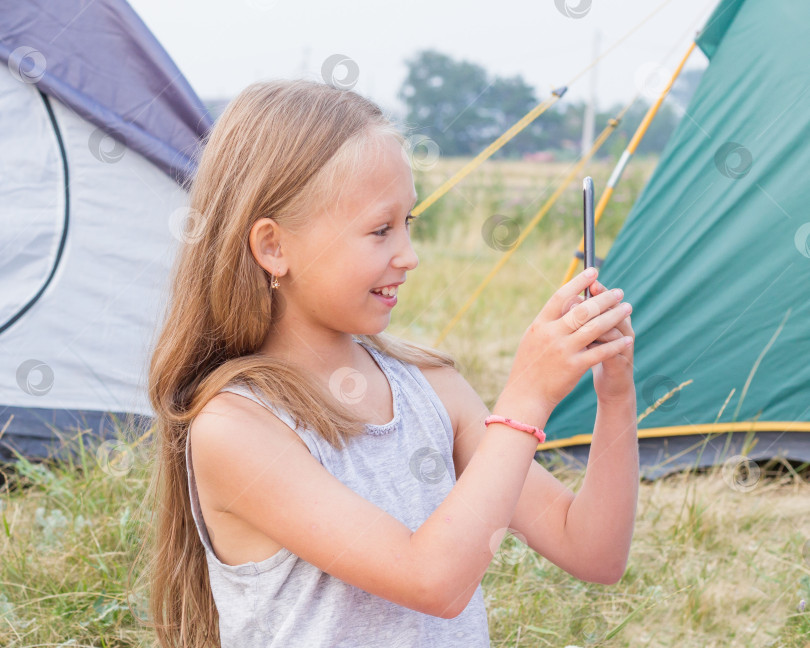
[583,176,596,299]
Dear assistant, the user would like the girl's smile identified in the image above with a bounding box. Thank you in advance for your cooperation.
[370,280,405,307]
[370,289,398,308]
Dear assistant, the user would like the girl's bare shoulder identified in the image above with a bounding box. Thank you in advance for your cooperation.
[193,389,309,452]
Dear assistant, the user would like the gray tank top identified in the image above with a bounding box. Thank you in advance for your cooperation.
[185,338,491,647]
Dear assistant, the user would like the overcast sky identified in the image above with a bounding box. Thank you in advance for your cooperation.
[128,0,719,118]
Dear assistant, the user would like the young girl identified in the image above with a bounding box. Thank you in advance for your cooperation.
[142,78,637,648]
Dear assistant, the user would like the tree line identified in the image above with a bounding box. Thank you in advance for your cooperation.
[395,49,704,160]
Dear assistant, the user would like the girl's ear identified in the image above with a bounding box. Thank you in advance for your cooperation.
[250,217,287,277]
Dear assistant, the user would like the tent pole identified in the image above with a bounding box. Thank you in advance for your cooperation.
[561,41,698,286]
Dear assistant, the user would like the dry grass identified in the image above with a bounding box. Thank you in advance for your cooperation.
[480,463,810,647]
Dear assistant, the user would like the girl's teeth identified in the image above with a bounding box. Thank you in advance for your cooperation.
[373,287,397,297]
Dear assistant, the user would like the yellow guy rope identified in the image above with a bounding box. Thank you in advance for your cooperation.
[561,41,697,285]
[432,104,632,348]
[412,90,566,217]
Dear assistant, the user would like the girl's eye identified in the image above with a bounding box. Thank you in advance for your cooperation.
[374,214,416,237]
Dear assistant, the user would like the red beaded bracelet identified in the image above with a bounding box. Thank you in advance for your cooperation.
[484,415,546,443]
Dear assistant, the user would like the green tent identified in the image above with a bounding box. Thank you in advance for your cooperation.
[537,0,810,479]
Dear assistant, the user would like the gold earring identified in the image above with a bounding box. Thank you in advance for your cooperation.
[270,244,282,289]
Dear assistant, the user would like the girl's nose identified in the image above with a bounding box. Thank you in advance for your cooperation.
[396,235,419,271]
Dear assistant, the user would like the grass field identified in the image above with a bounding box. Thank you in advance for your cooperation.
[1,157,808,647]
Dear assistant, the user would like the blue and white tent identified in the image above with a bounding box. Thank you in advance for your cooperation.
[0,0,213,462]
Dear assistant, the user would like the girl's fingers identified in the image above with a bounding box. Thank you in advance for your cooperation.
[563,294,585,315]
[587,326,626,349]
[588,280,633,339]
[599,327,624,341]
[617,315,632,337]
[565,280,634,345]
[544,269,600,325]
[582,333,634,365]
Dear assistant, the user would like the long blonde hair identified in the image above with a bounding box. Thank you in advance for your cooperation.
[136,79,457,647]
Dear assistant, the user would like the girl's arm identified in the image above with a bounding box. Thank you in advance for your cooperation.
[408,390,550,617]
[191,388,549,619]
[559,393,638,581]
[426,365,638,590]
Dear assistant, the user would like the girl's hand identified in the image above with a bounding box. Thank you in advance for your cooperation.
[562,278,635,403]
[500,269,634,418]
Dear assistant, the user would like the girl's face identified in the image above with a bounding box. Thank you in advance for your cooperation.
[273,135,419,337]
